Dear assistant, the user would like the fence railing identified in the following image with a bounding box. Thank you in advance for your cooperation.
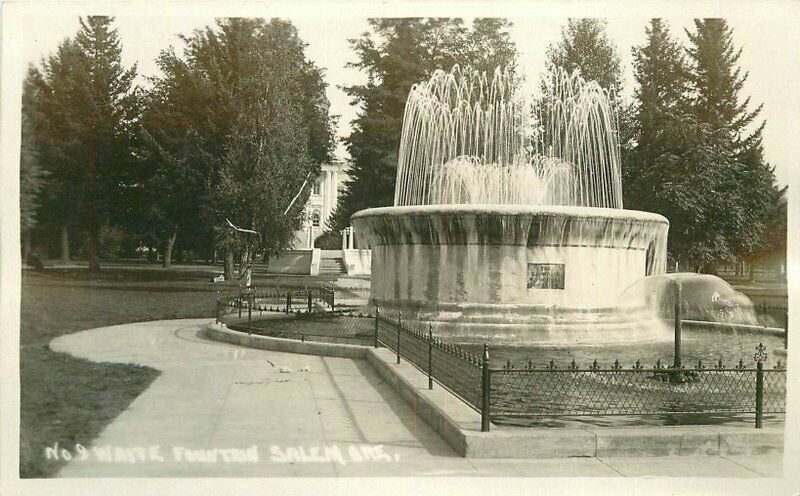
[375,311,484,411]
[215,285,338,321]
[372,311,786,431]
[489,360,786,420]
[215,290,787,431]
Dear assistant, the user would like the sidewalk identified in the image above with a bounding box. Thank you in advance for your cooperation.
[49,319,784,478]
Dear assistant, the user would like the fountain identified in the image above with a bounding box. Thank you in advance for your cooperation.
[351,67,670,344]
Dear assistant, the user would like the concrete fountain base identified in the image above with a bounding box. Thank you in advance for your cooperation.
[374,301,669,345]
[351,204,670,344]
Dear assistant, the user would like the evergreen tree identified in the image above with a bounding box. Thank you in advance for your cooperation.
[686,19,761,137]
[30,39,86,262]
[631,20,691,162]
[31,16,140,268]
[20,68,50,262]
[545,18,622,96]
[626,19,697,258]
[74,16,141,267]
[685,18,781,271]
[334,18,518,229]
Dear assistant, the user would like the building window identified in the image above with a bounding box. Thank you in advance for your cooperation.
[312,210,321,227]
[527,263,565,289]
[313,180,321,195]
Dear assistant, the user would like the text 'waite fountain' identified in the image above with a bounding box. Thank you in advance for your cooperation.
[351,67,670,345]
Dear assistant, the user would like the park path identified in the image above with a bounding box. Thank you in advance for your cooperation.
[49,319,783,478]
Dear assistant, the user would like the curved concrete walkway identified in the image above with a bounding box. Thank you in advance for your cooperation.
[49,319,783,478]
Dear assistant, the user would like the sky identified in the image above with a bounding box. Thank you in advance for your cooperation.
[20,8,800,187]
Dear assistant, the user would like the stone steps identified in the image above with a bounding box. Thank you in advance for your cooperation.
[319,257,346,275]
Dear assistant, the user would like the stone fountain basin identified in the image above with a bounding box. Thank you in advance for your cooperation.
[351,204,669,343]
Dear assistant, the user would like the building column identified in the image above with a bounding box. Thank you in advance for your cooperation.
[341,229,347,250]
[321,170,329,225]
[326,170,334,225]
[348,226,355,249]
[332,170,338,214]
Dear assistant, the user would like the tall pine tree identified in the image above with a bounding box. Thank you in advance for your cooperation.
[20,68,50,262]
[545,19,623,96]
[31,16,140,268]
[73,16,141,268]
[686,19,782,272]
[627,19,702,266]
[31,39,85,262]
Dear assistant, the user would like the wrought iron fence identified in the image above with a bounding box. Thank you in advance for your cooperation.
[319,286,335,311]
[489,361,787,418]
[375,311,483,410]
[371,313,786,431]
[215,285,337,321]
[239,312,375,345]
[215,289,787,431]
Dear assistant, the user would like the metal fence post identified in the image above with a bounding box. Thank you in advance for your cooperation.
[307,290,312,313]
[331,289,335,313]
[215,295,220,324]
[374,306,380,348]
[755,360,764,429]
[286,291,291,314]
[674,280,682,368]
[238,295,242,318]
[481,343,490,432]
[428,323,433,390]
[247,299,252,335]
[396,312,402,364]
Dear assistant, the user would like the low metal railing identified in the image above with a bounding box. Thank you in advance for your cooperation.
[373,313,786,432]
[216,292,373,344]
[375,311,483,411]
[215,285,336,322]
[489,357,786,422]
[215,290,787,432]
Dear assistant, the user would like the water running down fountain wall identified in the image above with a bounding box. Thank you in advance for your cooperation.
[351,67,670,344]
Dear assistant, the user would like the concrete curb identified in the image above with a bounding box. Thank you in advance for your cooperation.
[203,323,784,459]
[205,322,367,360]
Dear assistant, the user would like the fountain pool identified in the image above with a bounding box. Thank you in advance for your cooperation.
[352,67,669,344]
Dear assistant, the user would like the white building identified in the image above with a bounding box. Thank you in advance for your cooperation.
[293,162,349,249]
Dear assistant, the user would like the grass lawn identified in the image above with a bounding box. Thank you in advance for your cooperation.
[19,266,230,477]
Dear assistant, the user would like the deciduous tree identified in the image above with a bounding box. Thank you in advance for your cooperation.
[142,19,334,276]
